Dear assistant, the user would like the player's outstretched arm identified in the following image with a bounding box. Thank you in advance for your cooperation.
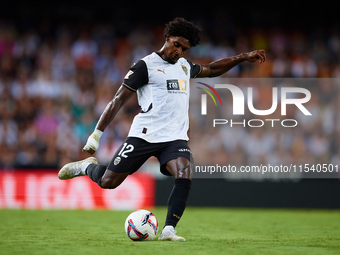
[83,85,134,154]
[197,49,266,78]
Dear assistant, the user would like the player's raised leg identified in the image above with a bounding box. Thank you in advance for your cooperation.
[58,156,130,190]
[158,157,193,241]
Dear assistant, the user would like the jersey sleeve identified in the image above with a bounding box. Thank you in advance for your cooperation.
[187,60,202,78]
[122,60,149,92]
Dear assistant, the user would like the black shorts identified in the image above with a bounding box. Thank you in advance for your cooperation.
[107,137,194,176]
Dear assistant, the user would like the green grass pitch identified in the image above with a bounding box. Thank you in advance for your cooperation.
[1,207,340,255]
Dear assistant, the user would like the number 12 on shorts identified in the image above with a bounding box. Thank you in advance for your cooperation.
[118,143,134,158]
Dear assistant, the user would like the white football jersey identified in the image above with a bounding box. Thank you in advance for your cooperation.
[123,52,202,143]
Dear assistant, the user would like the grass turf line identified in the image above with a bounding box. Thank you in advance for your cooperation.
[0,207,340,255]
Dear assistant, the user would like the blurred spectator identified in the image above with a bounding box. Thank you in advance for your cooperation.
[72,27,98,68]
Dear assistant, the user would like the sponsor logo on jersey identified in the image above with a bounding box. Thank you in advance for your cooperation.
[124,70,134,79]
[167,79,187,91]
[167,79,179,90]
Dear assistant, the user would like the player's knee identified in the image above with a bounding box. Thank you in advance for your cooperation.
[175,160,193,179]
[176,168,193,179]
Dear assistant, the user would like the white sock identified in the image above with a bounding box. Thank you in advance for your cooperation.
[81,161,92,175]
[163,225,175,232]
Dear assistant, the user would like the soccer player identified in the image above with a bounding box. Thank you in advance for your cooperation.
[58,17,266,241]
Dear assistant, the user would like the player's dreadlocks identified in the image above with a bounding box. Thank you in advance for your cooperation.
[164,17,201,47]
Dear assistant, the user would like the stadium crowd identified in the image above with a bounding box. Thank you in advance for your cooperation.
[0,18,340,172]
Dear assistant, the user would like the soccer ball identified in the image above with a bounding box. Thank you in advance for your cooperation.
[124,209,159,241]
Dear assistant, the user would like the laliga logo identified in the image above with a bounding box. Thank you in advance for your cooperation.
[197,83,312,128]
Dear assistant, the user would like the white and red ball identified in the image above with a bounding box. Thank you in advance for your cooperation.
[124,209,159,241]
